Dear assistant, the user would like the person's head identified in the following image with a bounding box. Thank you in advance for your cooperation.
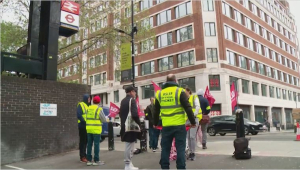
[166,74,176,83]
[83,94,90,105]
[197,89,204,96]
[185,87,192,97]
[93,95,101,105]
[125,86,136,98]
[150,97,154,104]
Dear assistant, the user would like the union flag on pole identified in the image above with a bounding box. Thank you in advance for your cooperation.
[152,81,161,93]
[136,96,145,117]
[204,86,215,107]
[108,102,120,118]
[230,82,237,111]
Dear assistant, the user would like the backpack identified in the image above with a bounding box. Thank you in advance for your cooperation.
[233,137,251,159]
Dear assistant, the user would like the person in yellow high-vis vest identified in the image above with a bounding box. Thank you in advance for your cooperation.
[77,94,90,163]
[185,88,201,161]
[86,96,106,166]
[153,74,196,170]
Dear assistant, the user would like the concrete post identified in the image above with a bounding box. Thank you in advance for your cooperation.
[268,106,273,127]
[281,107,286,130]
[250,105,255,121]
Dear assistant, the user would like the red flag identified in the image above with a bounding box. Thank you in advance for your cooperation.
[204,86,215,107]
[108,102,120,118]
[152,81,161,93]
[136,96,144,117]
[230,82,237,111]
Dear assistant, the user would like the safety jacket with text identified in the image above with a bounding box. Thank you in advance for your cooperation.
[86,105,103,134]
[155,87,185,127]
[187,94,202,121]
[78,102,88,123]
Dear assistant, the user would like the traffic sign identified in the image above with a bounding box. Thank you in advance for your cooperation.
[61,0,80,15]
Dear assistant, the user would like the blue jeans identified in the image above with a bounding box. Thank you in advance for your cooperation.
[87,134,101,162]
[149,127,160,149]
[160,125,187,169]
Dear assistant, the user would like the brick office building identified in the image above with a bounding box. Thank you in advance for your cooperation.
[58,0,300,129]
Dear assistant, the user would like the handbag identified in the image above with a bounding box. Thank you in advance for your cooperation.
[200,114,210,124]
[125,98,141,132]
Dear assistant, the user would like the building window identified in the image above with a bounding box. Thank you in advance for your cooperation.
[288,91,292,100]
[222,2,231,18]
[175,1,192,18]
[261,84,267,96]
[114,90,119,103]
[266,66,272,77]
[254,23,260,35]
[178,77,195,92]
[83,61,87,74]
[89,57,95,68]
[269,86,274,98]
[209,75,221,91]
[177,51,194,67]
[102,72,106,84]
[282,89,287,99]
[141,38,154,53]
[94,74,101,85]
[158,56,173,72]
[258,63,265,75]
[89,76,93,85]
[230,76,239,92]
[115,70,121,82]
[249,60,257,73]
[252,82,259,95]
[205,22,216,36]
[247,38,254,51]
[203,0,214,11]
[242,79,249,94]
[176,25,193,42]
[245,17,252,30]
[236,32,244,46]
[141,61,155,76]
[207,48,218,63]
[276,87,281,99]
[140,0,153,10]
[234,10,242,24]
[157,9,171,26]
[298,93,300,102]
[158,32,172,48]
[224,26,233,41]
[227,50,236,66]
[141,17,154,28]
[256,43,262,55]
[82,79,87,84]
[239,56,247,69]
[142,85,154,99]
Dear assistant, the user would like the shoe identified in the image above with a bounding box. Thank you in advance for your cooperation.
[202,143,207,149]
[190,153,196,161]
[130,162,138,169]
[86,161,92,166]
[125,164,139,170]
[152,149,156,152]
[93,161,105,166]
[80,157,88,163]
[197,143,202,148]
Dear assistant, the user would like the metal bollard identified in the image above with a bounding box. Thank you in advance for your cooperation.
[236,109,245,138]
[108,120,114,151]
[140,121,147,152]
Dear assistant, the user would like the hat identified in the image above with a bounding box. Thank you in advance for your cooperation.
[93,96,101,104]
[125,86,136,93]
[197,89,204,96]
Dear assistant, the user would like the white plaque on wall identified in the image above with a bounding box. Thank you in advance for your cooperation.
[40,103,57,116]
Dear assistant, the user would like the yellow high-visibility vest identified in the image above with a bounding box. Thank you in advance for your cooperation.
[86,105,103,134]
[78,102,88,123]
[155,87,185,127]
[185,95,202,121]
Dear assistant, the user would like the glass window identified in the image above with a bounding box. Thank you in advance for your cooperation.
[94,74,101,85]
[256,43,262,55]
[114,90,119,103]
[82,79,87,84]
[83,61,87,74]
[264,47,269,58]
[176,25,193,42]
[282,89,287,99]
[209,75,221,91]
[178,77,196,92]
[141,17,154,28]
[254,23,260,34]
[102,72,106,84]
[242,79,249,94]
[224,25,233,41]
[157,9,171,25]
[142,85,154,99]
[269,86,274,98]
[249,60,257,72]
[141,61,155,76]
[245,17,252,30]
[227,50,236,66]
[115,70,121,82]
[288,91,292,100]
[261,84,267,96]
[234,10,242,24]
[236,32,244,46]
[230,76,239,92]
[207,48,218,63]
[158,32,172,48]
[205,22,216,36]
[158,56,173,72]
[222,2,231,18]
[89,76,94,85]
[89,57,95,68]
[247,38,254,51]
[273,69,278,80]
[175,1,191,18]
[177,51,194,67]
[252,82,259,95]
[141,38,154,53]
[276,87,281,99]
[203,0,214,11]
[239,56,247,69]
[140,0,153,10]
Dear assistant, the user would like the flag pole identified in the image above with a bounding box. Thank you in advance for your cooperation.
[235,81,239,109]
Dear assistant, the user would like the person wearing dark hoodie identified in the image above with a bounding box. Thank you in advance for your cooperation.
[153,74,196,170]
[77,94,90,163]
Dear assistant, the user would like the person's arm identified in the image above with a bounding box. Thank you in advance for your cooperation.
[77,104,85,124]
[145,106,154,124]
[194,96,200,117]
[180,92,196,125]
[153,98,160,126]
[131,98,141,126]
[205,99,211,115]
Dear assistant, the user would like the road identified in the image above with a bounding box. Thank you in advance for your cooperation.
[2,132,299,169]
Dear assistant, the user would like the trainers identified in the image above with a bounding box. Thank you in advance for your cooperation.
[80,157,88,163]
[202,143,207,149]
[86,161,93,166]
[152,149,156,152]
[190,153,196,161]
[93,161,105,166]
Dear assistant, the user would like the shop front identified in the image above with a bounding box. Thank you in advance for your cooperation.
[285,108,293,129]
[272,108,282,129]
[255,106,268,123]
[211,104,221,117]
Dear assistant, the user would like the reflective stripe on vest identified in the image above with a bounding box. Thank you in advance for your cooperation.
[155,87,185,127]
[78,102,88,123]
[86,105,103,134]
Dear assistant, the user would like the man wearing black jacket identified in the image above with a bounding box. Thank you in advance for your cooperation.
[145,97,160,152]
[153,74,196,170]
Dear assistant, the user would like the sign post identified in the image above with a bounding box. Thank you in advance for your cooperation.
[121,43,132,82]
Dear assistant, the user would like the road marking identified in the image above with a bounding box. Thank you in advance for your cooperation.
[5,165,25,170]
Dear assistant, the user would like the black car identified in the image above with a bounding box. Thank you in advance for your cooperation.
[207,115,264,136]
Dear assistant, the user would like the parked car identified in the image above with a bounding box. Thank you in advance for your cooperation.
[207,115,264,136]
[101,106,121,141]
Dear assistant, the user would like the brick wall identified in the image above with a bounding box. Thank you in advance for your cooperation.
[1,76,91,165]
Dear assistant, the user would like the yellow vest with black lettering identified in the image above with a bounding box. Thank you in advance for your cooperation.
[155,87,185,127]
[86,105,103,134]
[78,102,88,123]
[185,95,203,121]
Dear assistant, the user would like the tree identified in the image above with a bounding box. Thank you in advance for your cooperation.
[1,22,27,52]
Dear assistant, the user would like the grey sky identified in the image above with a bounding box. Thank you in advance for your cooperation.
[288,0,300,44]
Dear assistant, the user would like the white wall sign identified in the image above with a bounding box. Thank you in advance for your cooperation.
[40,103,57,116]
[60,11,79,29]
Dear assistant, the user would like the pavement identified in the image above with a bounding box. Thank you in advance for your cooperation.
[2,132,300,169]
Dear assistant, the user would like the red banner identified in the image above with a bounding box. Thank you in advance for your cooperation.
[204,86,215,107]
[152,81,161,93]
[230,82,237,111]
[61,0,80,15]
[136,96,144,117]
[108,102,120,118]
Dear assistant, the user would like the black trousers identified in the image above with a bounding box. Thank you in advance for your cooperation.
[79,127,87,159]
